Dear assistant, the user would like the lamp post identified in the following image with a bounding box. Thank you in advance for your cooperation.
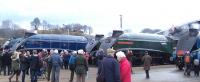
[120,15,123,30]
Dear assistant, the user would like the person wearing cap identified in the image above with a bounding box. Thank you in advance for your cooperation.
[69,51,77,82]
[29,50,40,82]
[97,48,120,82]
[75,49,88,82]
[9,51,20,82]
[96,49,105,78]
[96,49,105,66]
[142,51,152,79]
[116,51,131,82]
[49,49,62,82]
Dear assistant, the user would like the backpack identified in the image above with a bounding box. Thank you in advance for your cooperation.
[184,55,190,63]
[194,59,199,66]
[75,65,86,74]
[75,56,87,74]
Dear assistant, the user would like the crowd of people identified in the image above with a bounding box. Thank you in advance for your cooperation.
[0,47,153,82]
[173,50,200,77]
[182,51,200,77]
[0,48,89,82]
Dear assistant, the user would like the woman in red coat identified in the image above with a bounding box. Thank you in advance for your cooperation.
[116,51,131,82]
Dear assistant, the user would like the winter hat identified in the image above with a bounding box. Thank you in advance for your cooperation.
[72,51,77,55]
[96,49,104,56]
[116,51,126,58]
[185,51,190,54]
[107,48,115,56]
[64,50,68,54]
[97,49,105,60]
[54,49,58,54]
[78,49,84,55]
[43,49,47,52]
[33,50,37,54]
[60,51,64,54]
[50,49,54,54]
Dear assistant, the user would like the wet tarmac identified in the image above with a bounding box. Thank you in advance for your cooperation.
[0,65,200,82]
[133,65,200,82]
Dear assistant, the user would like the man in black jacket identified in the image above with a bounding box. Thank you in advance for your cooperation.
[2,49,12,76]
[29,50,40,82]
[19,51,29,82]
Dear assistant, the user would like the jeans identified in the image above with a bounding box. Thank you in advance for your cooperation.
[194,65,199,76]
[0,64,3,75]
[51,66,60,82]
[26,67,30,75]
[64,61,69,69]
[145,70,150,78]
[30,69,38,82]
[47,64,52,81]
[69,70,75,82]
[184,64,191,76]
[3,64,11,76]
[21,70,26,82]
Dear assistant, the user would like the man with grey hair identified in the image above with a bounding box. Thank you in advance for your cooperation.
[97,48,120,82]
[75,49,88,82]
[49,49,62,82]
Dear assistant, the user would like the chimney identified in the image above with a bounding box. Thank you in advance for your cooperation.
[112,30,124,38]
[95,34,104,41]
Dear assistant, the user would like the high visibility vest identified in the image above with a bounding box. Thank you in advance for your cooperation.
[185,55,190,63]
[177,50,184,57]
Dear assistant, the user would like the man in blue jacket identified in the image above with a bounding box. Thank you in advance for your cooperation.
[100,48,120,82]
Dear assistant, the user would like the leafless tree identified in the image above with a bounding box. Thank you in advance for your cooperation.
[31,17,41,30]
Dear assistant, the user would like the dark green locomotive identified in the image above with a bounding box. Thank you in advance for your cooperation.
[86,31,173,65]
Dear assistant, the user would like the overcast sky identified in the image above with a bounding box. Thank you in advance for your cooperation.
[0,0,200,35]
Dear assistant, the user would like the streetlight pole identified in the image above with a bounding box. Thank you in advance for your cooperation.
[120,15,123,30]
